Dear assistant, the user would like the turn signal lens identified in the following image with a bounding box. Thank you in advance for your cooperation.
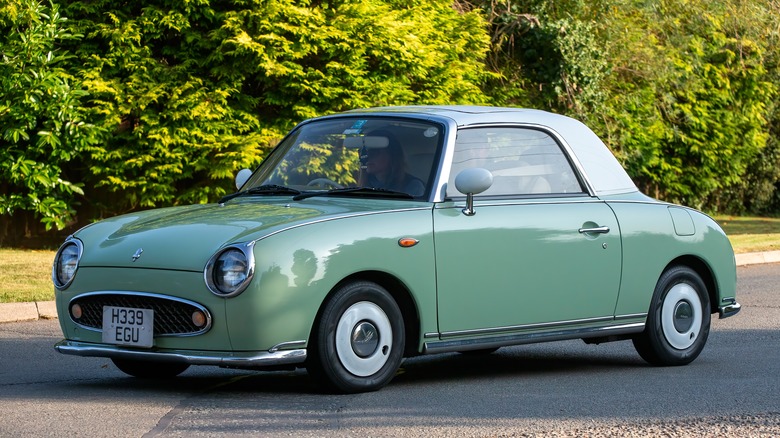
[192,310,207,328]
[71,303,83,319]
[398,238,419,248]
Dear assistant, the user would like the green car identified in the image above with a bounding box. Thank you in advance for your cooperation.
[53,106,740,393]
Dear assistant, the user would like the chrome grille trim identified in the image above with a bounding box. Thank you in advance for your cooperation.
[68,291,212,337]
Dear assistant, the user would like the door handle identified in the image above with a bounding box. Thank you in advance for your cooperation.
[578,226,610,234]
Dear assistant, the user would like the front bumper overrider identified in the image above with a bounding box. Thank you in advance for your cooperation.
[718,298,741,319]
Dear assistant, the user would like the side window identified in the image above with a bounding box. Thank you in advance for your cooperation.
[448,127,584,197]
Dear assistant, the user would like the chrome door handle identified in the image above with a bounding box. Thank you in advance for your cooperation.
[578,226,610,234]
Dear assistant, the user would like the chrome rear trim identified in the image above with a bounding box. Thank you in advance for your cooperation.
[55,340,306,368]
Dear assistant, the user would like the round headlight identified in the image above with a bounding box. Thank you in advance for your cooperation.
[53,239,82,289]
[205,243,255,297]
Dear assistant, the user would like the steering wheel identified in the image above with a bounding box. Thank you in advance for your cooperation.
[306,178,343,189]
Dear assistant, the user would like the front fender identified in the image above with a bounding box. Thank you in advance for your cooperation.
[223,208,436,351]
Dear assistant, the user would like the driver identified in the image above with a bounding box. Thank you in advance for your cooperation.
[359,130,425,197]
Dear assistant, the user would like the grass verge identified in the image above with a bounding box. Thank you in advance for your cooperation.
[0,215,778,304]
[0,249,56,304]
[715,216,780,254]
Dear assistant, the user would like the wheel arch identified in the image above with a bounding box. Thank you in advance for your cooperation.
[664,255,718,314]
[311,270,422,358]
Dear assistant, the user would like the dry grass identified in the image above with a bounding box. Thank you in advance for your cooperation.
[0,249,56,303]
[0,216,778,303]
[715,216,780,254]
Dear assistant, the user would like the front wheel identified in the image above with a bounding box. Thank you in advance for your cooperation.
[633,266,711,366]
[307,281,405,393]
[111,358,190,378]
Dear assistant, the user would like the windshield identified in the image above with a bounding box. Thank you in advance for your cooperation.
[242,117,444,200]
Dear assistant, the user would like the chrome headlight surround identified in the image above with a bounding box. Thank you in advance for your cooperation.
[204,242,255,298]
[52,237,83,290]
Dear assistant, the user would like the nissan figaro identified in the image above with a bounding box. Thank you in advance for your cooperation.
[53,106,740,393]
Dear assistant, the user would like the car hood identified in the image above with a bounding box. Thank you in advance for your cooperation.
[74,198,426,271]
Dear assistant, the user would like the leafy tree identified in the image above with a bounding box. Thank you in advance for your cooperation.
[60,0,492,217]
[455,0,538,106]
[609,0,775,209]
[704,0,780,214]
[62,0,269,213]
[5,0,779,247]
[0,0,98,243]
[469,0,778,210]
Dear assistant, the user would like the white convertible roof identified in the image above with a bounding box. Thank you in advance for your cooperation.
[345,106,639,196]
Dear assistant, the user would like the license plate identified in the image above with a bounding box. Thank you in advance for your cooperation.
[102,306,154,348]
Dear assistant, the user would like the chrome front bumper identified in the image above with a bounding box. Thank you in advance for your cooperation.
[718,298,741,319]
[55,340,307,368]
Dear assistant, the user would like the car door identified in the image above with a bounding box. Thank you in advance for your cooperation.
[433,126,622,336]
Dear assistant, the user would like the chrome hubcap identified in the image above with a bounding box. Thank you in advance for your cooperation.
[351,321,379,358]
[673,301,694,333]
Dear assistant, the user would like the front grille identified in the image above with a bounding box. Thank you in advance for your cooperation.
[70,293,211,336]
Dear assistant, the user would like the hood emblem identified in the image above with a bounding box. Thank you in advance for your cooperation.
[131,248,144,262]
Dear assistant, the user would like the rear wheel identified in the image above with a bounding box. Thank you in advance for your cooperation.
[307,281,405,393]
[111,358,190,378]
[633,266,711,366]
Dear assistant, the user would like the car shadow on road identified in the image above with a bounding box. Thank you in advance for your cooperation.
[392,340,648,386]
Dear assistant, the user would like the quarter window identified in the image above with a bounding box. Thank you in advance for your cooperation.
[448,127,584,197]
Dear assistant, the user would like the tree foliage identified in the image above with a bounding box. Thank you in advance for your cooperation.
[2,0,780,244]
[0,0,98,235]
[58,0,491,216]
[607,0,775,209]
[470,0,779,210]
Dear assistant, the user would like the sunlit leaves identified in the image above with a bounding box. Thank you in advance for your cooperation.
[0,0,97,231]
[472,0,778,210]
[57,0,491,217]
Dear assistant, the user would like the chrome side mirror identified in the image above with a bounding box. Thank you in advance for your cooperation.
[235,169,252,190]
[454,168,493,216]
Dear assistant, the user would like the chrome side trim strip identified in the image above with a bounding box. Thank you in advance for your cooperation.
[55,340,307,368]
[614,313,648,321]
[423,322,645,355]
[434,197,603,210]
[439,315,615,339]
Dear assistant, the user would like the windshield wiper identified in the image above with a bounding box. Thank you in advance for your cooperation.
[292,187,414,201]
[219,185,302,203]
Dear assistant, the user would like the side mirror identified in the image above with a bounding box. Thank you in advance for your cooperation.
[454,168,493,216]
[235,169,252,190]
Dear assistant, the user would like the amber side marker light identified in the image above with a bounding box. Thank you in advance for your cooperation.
[192,310,208,328]
[398,238,419,248]
[70,303,83,320]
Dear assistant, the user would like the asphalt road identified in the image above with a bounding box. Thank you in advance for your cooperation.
[1,263,778,437]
